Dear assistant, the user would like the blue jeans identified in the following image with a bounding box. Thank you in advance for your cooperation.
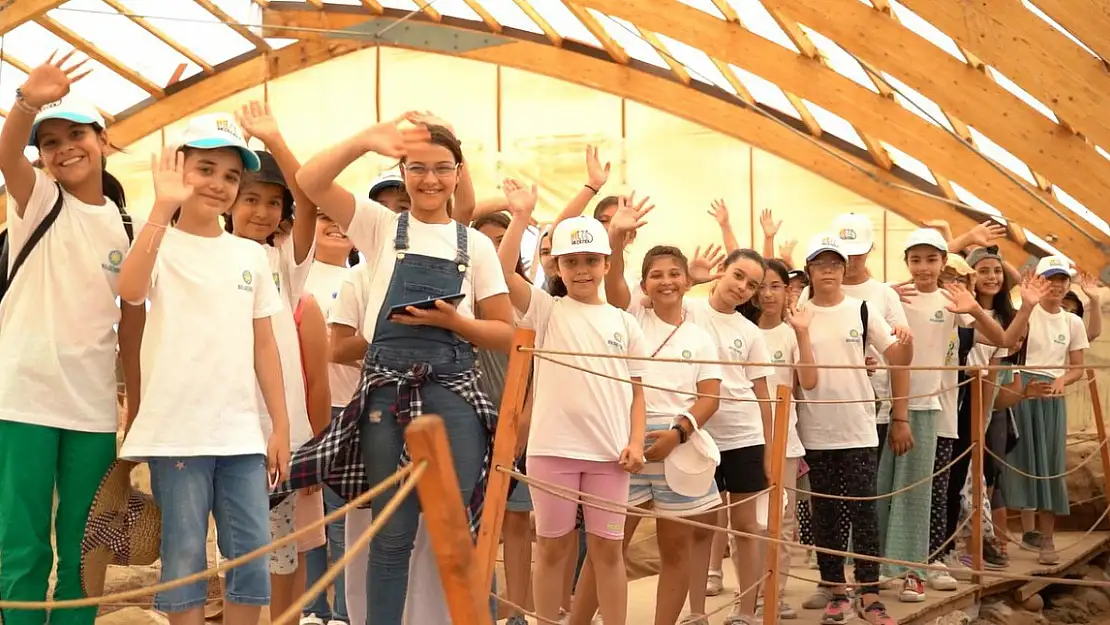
[148,455,271,612]
[303,484,348,622]
[360,382,488,625]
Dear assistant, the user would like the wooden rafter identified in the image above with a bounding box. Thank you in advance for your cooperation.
[258,5,1030,262]
[1021,0,1110,63]
[305,0,324,8]
[765,0,1110,244]
[0,39,364,227]
[710,59,754,104]
[36,15,165,97]
[461,0,502,32]
[0,0,66,35]
[1,49,117,123]
[895,0,1110,157]
[509,0,562,45]
[360,0,385,12]
[708,0,740,22]
[573,0,1107,269]
[637,28,690,84]
[192,0,272,51]
[100,0,215,75]
[562,2,629,64]
[761,5,891,167]
[412,0,443,21]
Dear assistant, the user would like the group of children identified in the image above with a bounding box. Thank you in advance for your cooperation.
[0,53,1099,625]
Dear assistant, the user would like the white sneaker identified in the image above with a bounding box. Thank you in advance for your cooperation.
[326,621,347,625]
[299,616,325,625]
[899,574,927,602]
[927,568,959,591]
[941,551,973,581]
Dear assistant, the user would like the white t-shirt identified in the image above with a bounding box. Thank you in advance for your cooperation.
[937,328,960,439]
[625,303,722,427]
[306,261,360,408]
[683,299,772,451]
[902,290,973,411]
[120,229,283,458]
[521,286,648,461]
[760,322,805,458]
[0,171,136,433]
[342,199,508,339]
[796,296,896,450]
[800,278,907,424]
[1024,305,1089,378]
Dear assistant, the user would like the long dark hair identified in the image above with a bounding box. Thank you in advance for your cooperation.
[472,212,530,282]
[35,123,127,210]
[972,257,1021,363]
[742,257,789,323]
[722,248,767,321]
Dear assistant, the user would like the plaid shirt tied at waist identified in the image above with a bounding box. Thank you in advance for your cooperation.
[275,361,497,536]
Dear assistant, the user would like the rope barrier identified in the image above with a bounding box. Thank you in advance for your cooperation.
[984,437,1109,480]
[786,446,973,501]
[0,463,419,610]
[534,353,976,404]
[503,467,1110,590]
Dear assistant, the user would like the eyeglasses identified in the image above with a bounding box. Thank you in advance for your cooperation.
[404,163,459,178]
[808,259,844,271]
[760,283,786,293]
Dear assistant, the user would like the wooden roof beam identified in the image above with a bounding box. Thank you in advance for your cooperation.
[1023,0,1110,63]
[895,0,1110,157]
[637,28,690,85]
[461,0,503,32]
[562,2,629,63]
[0,0,66,35]
[412,0,442,21]
[100,0,215,75]
[573,0,1108,270]
[0,39,363,228]
[2,48,117,123]
[764,0,1110,252]
[510,0,562,45]
[260,5,1032,264]
[36,16,165,97]
[192,0,272,51]
[360,0,385,11]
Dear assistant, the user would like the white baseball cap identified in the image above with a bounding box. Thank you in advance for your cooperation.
[177,113,261,172]
[804,232,848,263]
[369,169,404,199]
[903,228,949,253]
[550,216,611,257]
[1035,255,1075,279]
[831,213,874,256]
[664,427,721,497]
[29,95,106,146]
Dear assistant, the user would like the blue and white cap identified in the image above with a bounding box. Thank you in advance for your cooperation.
[1035,255,1075,279]
[177,113,261,172]
[29,95,106,146]
[368,169,404,199]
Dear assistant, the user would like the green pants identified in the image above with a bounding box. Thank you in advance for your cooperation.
[876,409,938,579]
[0,420,116,625]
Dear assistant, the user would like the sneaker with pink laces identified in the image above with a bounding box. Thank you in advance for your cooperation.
[858,599,897,625]
[820,594,852,624]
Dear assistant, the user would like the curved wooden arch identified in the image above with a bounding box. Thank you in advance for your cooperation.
[1,2,1028,265]
[572,0,1107,271]
[764,0,1110,229]
[258,4,1028,263]
[897,0,1110,154]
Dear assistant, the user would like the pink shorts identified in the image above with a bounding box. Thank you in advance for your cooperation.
[527,456,630,540]
[295,489,327,553]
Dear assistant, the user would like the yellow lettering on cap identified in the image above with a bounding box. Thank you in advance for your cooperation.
[822,236,837,246]
[215,118,243,140]
[570,229,594,245]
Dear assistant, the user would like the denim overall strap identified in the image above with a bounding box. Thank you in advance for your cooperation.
[394,210,411,252]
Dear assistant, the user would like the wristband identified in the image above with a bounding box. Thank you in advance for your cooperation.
[584,184,599,194]
[891,417,909,423]
[670,424,689,444]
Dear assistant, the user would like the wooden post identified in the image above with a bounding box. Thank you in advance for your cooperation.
[406,416,494,625]
[761,384,793,625]
[969,372,985,584]
[476,328,536,591]
[1087,369,1110,526]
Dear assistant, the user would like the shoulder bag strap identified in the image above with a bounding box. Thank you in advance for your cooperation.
[4,182,65,293]
[859,300,869,353]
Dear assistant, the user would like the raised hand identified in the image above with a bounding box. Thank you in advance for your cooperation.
[235,100,281,145]
[708,199,730,227]
[759,208,782,238]
[785,303,813,332]
[150,147,195,208]
[1079,272,1102,300]
[585,145,610,190]
[941,282,979,314]
[502,178,538,217]
[361,114,432,159]
[891,280,919,304]
[609,192,654,235]
[689,244,726,285]
[778,238,797,260]
[19,50,90,109]
[1019,275,1049,307]
[968,220,1007,247]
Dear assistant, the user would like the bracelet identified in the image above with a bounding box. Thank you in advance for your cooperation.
[13,96,40,115]
[670,424,689,444]
[891,417,909,423]
[584,184,599,194]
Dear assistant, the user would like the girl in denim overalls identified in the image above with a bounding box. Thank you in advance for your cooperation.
[295,116,514,625]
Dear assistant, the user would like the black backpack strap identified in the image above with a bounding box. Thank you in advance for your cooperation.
[957,327,975,367]
[860,300,869,352]
[118,207,134,244]
[1,182,64,298]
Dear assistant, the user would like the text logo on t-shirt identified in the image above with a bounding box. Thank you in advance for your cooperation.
[772,350,785,363]
[682,349,693,359]
[730,338,744,354]
[607,332,625,351]
[239,270,254,292]
[101,249,124,274]
[931,310,944,323]
[1055,333,1067,345]
[846,328,861,344]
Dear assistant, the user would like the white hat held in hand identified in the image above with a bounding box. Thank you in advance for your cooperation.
[664,415,721,497]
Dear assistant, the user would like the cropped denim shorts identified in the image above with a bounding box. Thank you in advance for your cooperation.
[148,454,272,612]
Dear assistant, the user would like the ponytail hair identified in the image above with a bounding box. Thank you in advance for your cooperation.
[348,249,361,267]
[100,158,127,210]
